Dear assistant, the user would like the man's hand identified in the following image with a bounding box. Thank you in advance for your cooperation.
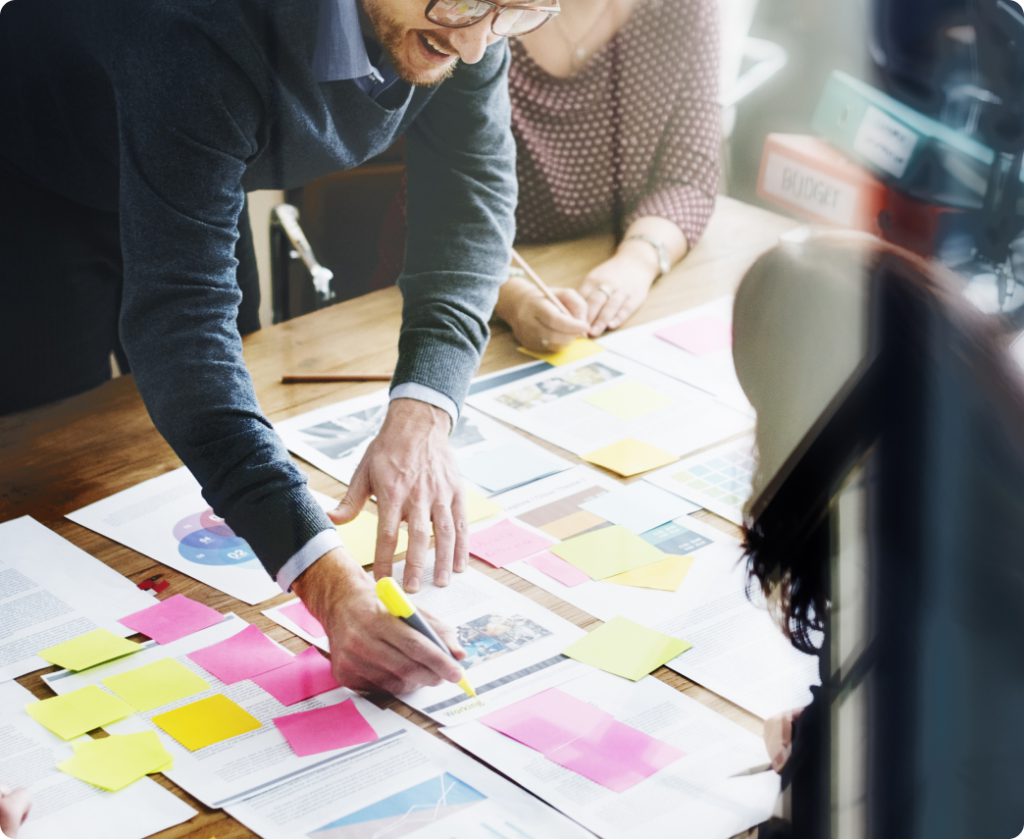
[330,398,466,592]
[0,786,31,838]
[764,707,804,772]
[291,548,466,695]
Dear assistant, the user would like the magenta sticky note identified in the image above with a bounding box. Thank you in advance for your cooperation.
[468,519,553,568]
[655,315,732,356]
[548,719,684,792]
[187,624,294,684]
[119,594,223,645]
[280,600,326,638]
[273,698,378,757]
[524,551,590,588]
[480,688,610,753]
[252,647,339,706]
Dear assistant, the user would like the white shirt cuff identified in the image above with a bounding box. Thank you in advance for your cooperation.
[389,383,459,429]
[275,528,344,592]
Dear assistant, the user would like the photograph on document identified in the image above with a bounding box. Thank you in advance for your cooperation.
[468,352,753,459]
[277,394,571,492]
[441,670,780,839]
[225,715,591,839]
[389,560,587,725]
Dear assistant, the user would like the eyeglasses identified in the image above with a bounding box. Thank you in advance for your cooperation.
[425,0,561,37]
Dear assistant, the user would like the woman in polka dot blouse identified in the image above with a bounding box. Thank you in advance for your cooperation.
[494,0,721,351]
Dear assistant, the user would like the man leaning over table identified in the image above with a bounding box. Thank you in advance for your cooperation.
[0,0,560,695]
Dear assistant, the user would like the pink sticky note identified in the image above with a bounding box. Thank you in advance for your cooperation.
[548,719,684,792]
[252,647,339,706]
[480,688,610,753]
[524,551,590,588]
[188,624,295,684]
[273,698,378,757]
[655,315,732,356]
[469,519,553,568]
[280,600,326,638]
[119,594,224,644]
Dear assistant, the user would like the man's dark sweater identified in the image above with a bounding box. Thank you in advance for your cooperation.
[0,0,516,579]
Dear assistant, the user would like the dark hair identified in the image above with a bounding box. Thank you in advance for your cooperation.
[736,235,1024,655]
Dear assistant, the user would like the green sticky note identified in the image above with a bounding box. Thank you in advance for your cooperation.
[39,629,141,672]
[26,685,134,740]
[606,554,695,592]
[551,525,665,579]
[102,658,210,712]
[584,381,673,420]
[58,731,173,792]
[563,617,692,681]
[582,438,678,477]
[152,694,261,751]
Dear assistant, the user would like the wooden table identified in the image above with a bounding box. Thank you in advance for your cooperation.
[0,196,797,839]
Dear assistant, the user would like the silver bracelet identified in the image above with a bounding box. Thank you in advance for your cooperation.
[623,233,670,278]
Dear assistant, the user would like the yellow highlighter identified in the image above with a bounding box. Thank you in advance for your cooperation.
[375,577,476,699]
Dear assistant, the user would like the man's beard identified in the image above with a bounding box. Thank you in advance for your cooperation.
[362,1,460,87]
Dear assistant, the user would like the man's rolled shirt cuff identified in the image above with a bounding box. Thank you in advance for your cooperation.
[389,383,459,429]
[276,528,344,592]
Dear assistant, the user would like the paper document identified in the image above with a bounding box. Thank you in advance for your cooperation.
[42,614,405,808]
[442,670,780,838]
[276,394,571,493]
[648,434,756,526]
[468,352,751,461]
[0,516,155,680]
[599,296,753,412]
[226,710,592,838]
[0,681,195,839]
[655,559,820,719]
[65,468,335,604]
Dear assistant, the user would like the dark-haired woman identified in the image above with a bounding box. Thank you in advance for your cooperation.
[732,233,1024,837]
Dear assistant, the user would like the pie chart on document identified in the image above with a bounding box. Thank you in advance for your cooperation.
[174,509,259,566]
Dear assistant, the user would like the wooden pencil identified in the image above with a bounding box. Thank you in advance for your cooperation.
[510,248,574,318]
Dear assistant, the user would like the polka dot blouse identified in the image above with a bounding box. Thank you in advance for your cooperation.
[510,0,721,246]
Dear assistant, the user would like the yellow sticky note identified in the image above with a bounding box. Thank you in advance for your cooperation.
[551,525,665,580]
[518,338,604,366]
[39,629,141,672]
[58,731,173,791]
[102,659,210,712]
[337,512,408,566]
[583,439,678,477]
[152,694,260,751]
[584,381,673,420]
[563,616,692,680]
[606,554,695,592]
[26,685,134,740]
[464,486,502,524]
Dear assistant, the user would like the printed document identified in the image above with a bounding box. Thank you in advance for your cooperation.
[0,516,155,680]
[443,670,780,838]
[0,680,195,838]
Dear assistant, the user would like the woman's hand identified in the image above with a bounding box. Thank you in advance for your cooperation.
[578,250,658,336]
[763,707,804,772]
[502,281,589,352]
[0,787,31,838]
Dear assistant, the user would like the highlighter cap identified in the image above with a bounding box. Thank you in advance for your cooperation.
[375,576,415,618]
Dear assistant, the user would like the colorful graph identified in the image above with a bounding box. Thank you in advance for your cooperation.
[308,773,485,838]
[173,509,258,567]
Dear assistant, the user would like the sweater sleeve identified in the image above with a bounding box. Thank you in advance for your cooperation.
[395,40,517,410]
[629,0,721,247]
[114,22,332,580]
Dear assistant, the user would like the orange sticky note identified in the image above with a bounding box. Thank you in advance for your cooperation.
[582,439,677,477]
